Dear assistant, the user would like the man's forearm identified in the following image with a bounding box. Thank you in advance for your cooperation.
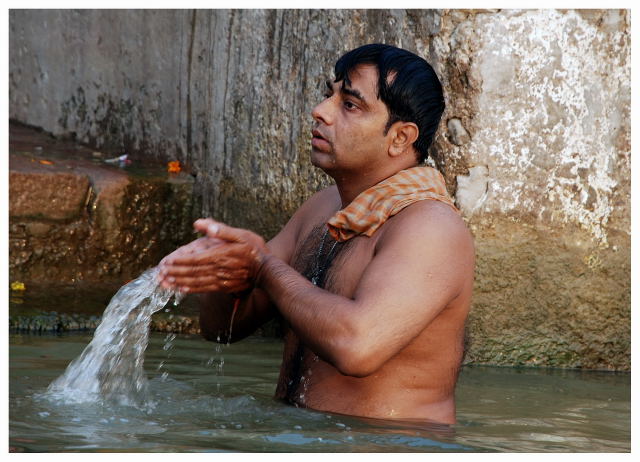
[255,254,359,369]
[199,287,275,343]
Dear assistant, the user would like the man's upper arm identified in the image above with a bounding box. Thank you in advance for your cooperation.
[349,201,473,366]
[266,218,298,266]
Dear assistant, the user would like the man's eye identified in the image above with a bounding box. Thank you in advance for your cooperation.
[344,101,357,110]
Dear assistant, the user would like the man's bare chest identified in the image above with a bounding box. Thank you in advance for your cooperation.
[290,223,377,296]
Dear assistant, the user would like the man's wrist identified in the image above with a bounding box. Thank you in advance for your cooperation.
[254,253,276,289]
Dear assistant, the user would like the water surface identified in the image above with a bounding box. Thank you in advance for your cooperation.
[10,333,630,452]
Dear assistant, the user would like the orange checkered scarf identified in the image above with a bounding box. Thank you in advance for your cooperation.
[327,166,458,242]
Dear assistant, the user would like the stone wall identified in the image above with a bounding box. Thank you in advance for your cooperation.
[9,9,630,370]
[9,124,199,285]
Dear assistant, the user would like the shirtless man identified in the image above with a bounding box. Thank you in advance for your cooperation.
[158,44,474,425]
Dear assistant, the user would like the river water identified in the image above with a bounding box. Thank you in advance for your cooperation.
[9,331,630,452]
[42,268,182,409]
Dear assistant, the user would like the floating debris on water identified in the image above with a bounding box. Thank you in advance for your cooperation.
[104,154,131,167]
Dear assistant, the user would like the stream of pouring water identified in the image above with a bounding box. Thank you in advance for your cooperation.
[44,267,183,409]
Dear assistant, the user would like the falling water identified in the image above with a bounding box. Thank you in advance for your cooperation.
[44,267,183,409]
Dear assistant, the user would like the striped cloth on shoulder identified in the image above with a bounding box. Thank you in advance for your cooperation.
[327,166,459,242]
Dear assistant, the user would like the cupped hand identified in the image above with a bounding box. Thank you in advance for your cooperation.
[157,218,270,294]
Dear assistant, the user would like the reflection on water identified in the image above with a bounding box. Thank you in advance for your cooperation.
[10,333,630,452]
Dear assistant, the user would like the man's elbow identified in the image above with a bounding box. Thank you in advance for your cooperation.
[332,342,385,378]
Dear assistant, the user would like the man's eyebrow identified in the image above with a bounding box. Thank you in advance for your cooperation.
[324,78,370,108]
[340,81,370,109]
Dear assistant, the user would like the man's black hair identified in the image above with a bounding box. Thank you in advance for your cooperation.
[334,43,445,164]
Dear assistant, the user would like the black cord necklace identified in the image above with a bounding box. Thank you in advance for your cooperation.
[309,227,340,287]
[286,226,342,403]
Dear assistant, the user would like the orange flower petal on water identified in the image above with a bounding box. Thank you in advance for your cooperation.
[167,160,181,173]
[39,160,54,165]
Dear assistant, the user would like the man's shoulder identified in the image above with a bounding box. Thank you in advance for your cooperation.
[306,184,340,206]
[274,185,340,250]
[377,199,472,254]
[295,185,341,221]
[370,200,475,299]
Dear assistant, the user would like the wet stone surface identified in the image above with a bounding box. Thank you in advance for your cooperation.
[9,122,200,285]
[8,284,282,338]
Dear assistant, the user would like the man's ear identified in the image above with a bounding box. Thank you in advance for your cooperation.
[388,121,419,158]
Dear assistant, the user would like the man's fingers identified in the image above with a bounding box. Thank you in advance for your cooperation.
[193,218,217,234]
[194,218,249,244]
[177,281,253,294]
[159,264,250,280]
[158,236,220,266]
[160,274,251,293]
[207,223,250,244]
[164,243,251,266]
[164,274,246,287]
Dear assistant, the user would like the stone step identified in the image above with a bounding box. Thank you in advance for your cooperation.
[9,122,200,285]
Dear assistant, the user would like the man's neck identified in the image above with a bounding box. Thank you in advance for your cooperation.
[332,163,418,208]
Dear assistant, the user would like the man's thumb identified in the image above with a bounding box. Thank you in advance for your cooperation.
[206,222,244,243]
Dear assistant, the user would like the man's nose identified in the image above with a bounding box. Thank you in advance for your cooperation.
[311,98,333,126]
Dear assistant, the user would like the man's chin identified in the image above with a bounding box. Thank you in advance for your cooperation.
[310,149,335,170]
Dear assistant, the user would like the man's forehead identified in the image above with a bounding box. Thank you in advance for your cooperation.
[328,65,380,97]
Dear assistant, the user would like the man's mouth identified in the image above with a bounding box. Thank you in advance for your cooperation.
[312,129,327,141]
[311,129,331,151]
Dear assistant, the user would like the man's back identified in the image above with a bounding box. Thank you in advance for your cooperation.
[274,186,474,424]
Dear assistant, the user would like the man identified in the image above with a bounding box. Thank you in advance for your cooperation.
[158,44,474,425]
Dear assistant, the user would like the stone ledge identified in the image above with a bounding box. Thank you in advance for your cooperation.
[10,170,91,221]
[9,122,200,284]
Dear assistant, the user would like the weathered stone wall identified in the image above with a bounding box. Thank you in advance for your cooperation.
[9,9,630,370]
[431,10,630,370]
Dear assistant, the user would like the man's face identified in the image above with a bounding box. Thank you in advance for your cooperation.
[310,65,393,176]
